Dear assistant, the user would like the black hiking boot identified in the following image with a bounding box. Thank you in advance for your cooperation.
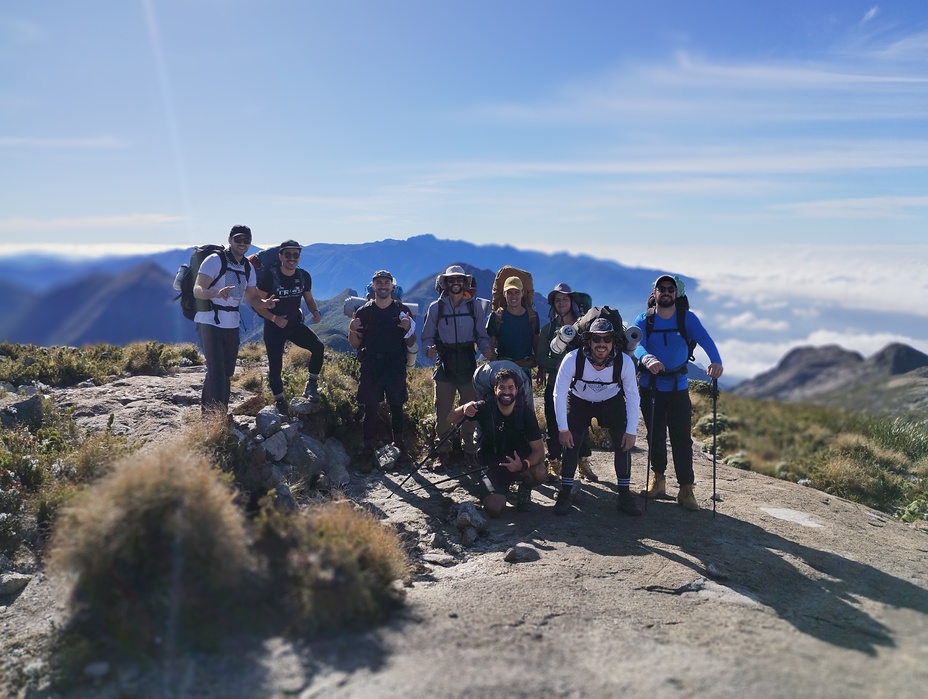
[303,377,321,403]
[359,449,376,475]
[553,485,573,516]
[275,397,289,415]
[617,490,642,517]
[516,483,532,512]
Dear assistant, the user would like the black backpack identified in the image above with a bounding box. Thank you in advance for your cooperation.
[174,245,251,322]
[569,306,627,352]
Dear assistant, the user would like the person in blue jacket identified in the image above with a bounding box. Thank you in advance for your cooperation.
[633,274,723,511]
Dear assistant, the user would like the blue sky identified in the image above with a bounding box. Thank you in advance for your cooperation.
[2,1,927,377]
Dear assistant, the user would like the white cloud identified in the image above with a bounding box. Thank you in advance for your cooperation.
[0,214,184,231]
[862,6,880,25]
[772,195,928,219]
[717,312,789,332]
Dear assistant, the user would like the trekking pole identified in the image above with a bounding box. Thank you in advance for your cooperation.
[404,462,487,495]
[712,377,718,519]
[388,414,468,498]
[644,385,655,512]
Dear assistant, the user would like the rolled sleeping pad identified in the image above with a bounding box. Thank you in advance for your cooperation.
[624,324,642,352]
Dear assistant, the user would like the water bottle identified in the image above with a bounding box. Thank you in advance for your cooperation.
[172,264,188,292]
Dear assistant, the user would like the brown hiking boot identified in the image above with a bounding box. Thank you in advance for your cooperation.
[577,457,598,482]
[677,484,699,511]
[640,472,666,498]
[545,459,562,484]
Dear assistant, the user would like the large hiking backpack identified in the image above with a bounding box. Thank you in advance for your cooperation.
[174,245,251,321]
[645,276,697,362]
[490,266,539,334]
[246,245,282,272]
[569,306,627,353]
[472,360,534,409]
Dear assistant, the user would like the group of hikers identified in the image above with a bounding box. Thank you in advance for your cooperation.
[187,225,723,518]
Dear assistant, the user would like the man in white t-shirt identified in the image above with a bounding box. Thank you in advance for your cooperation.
[193,225,276,410]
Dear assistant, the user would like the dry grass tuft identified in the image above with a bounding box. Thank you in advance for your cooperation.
[49,445,255,652]
[255,499,408,632]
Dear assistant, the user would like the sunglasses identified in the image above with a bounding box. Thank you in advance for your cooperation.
[446,276,465,283]
[656,285,676,293]
[281,251,300,260]
[591,335,614,344]
[232,236,251,244]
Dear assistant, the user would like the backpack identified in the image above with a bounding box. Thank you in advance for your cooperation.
[570,348,626,393]
[645,290,697,363]
[174,245,251,322]
[569,306,628,353]
[490,266,539,335]
[472,360,534,409]
[247,246,282,272]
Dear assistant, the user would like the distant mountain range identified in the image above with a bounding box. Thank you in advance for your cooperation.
[3,234,926,417]
[732,343,928,417]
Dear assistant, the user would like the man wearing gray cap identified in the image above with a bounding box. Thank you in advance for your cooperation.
[420,265,494,469]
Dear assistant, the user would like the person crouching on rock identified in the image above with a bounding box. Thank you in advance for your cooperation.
[252,240,326,414]
[447,368,546,518]
[552,318,641,517]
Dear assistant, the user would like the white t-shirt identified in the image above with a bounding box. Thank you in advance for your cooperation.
[193,252,255,329]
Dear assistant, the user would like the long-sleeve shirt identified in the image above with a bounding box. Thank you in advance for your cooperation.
[633,309,722,392]
[420,295,492,356]
[553,349,640,435]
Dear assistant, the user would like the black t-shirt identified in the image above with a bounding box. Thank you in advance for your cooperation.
[473,402,541,464]
[257,267,312,322]
[357,300,411,375]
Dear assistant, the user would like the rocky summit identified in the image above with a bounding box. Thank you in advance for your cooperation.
[1,364,927,698]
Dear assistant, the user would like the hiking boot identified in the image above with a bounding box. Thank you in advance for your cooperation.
[617,491,642,517]
[358,449,376,475]
[394,443,413,470]
[461,452,480,470]
[545,459,562,484]
[275,397,289,415]
[303,378,321,403]
[677,484,699,511]
[433,452,452,473]
[516,483,532,512]
[578,457,598,482]
[640,472,666,498]
[553,486,573,516]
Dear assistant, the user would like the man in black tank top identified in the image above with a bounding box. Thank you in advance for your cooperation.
[348,270,417,472]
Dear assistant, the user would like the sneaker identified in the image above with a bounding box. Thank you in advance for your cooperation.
[516,483,532,512]
[617,491,642,517]
[358,449,375,475]
[578,457,599,483]
[303,378,321,403]
[552,486,573,516]
[545,459,562,484]
[677,484,700,511]
[640,472,666,498]
[275,397,289,415]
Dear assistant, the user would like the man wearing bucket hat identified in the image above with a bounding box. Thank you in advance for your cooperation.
[633,274,723,511]
[552,318,641,516]
[535,282,597,483]
[420,264,494,469]
[252,239,326,414]
[348,269,416,473]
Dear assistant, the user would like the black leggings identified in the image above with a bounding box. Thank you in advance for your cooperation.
[264,321,325,396]
[640,386,694,485]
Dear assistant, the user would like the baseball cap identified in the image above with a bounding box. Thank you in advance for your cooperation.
[278,239,302,251]
[372,269,394,281]
[503,276,523,292]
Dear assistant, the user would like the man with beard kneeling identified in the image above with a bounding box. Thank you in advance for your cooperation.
[447,368,546,517]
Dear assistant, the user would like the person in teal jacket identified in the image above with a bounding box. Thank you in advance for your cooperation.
[633,274,723,511]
